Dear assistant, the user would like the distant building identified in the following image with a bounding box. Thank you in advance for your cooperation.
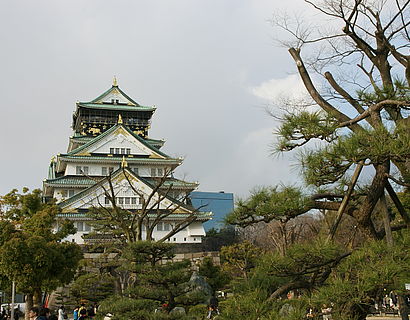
[190,191,234,231]
[43,79,211,244]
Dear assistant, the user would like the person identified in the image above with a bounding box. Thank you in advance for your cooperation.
[73,306,79,320]
[0,307,6,320]
[207,295,220,319]
[29,307,40,320]
[38,307,50,320]
[306,307,316,318]
[13,307,21,320]
[87,304,95,319]
[78,308,88,320]
[79,304,86,316]
[398,291,410,320]
[321,304,332,320]
[58,306,65,320]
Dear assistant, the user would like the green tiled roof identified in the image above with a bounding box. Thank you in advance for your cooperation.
[45,176,103,187]
[58,212,212,221]
[146,178,198,189]
[70,135,163,148]
[67,123,170,158]
[59,155,181,165]
[90,85,140,105]
[78,103,155,112]
[77,84,156,112]
[70,136,94,143]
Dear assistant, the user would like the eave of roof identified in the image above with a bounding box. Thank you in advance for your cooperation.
[59,155,182,165]
[146,178,199,189]
[77,103,156,112]
[89,85,140,105]
[44,175,103,187]
[67,123,170,158]
[57,212,212,221]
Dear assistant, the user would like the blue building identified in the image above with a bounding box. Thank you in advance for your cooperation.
[190,191,234,231]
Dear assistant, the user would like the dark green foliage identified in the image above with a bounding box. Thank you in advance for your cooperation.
[198,257,230,292]
[227,187,313,227]
[96,296,159,320]
[310,231,410,320]
[0,189,83,297]
[124,241,175,266]
[217,290,274,320]
[277,111,338,152]
[202,227,238,251]
[70,273,115,304]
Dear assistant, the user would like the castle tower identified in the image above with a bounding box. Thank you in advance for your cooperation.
[43,80,211,244]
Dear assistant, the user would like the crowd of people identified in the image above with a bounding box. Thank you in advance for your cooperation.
[28,303,100,320]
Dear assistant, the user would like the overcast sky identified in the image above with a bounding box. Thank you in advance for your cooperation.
[0,1,316,199]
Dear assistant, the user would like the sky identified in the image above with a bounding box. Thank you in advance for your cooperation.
[0,0,316,200]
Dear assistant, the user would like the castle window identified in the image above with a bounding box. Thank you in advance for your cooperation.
[121,148,126,154]
[115,148,120,154]
[126,148,131,154]
[110,148,114,154]
[68,190,75,197]
[131,197,137,205]
[104,197,110,205]
[77,222,84,231]
[157,168,163,177]
[157,222,171,231]
[76,166,89,175]
[151,168,156,177]
[124,197,130,205]
[102,167,114,176]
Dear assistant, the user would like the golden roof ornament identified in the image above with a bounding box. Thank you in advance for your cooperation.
[118,114,123,124]
[121,155,128,168]
[113,76,118,87]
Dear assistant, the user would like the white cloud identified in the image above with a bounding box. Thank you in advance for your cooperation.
[251,74,307,102]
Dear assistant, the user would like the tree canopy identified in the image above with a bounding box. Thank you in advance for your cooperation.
[229,0,410,242]
[0,189,83,317]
